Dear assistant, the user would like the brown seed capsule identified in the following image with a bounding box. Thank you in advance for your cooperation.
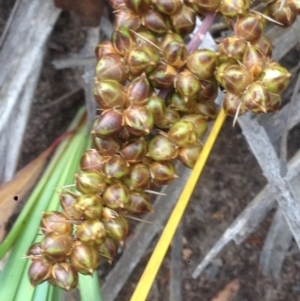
[155,107,181,129]
[103,216,130,241]
[92,109,124,138]
[125,190,152,214]
[186,49,217,80]
[76,220,106,246]
[126,73,153,106]
[114,8,141,30]
[174,70,201,100]
[80,148,109,175]
[120,137,148,163]
[135,29,159,47]
[145,93,167,123]
[59,193,82,220]
[161,33,187,69]
[126,46,159,76]
[219,0,250,18]
[75,194,103,220]
[124,0,151,15]
[97,238,119,263]
[241,81,270,113]
[93,135,121,157]
[40,232,73,262]
[260,61,291,94]
[75,170,107,195]
[95,41,118,60]
[177,144,203,168]
[149,64,177,90]
[147,135,178,161]
[242,44,266,79]
[198,79,218,102]
[266,92,281,112]
[112,26,136,56]
[181,114,208,139]
[124,105,154,134]
[95,54,129,83]
[218,64,253,95]
[253,35,272,58]
[185,0,220,14]
[141,9,171,35]
[149,161,177,185]
[26,243,42,260]
[124,163,151,190]
[51,262,78,291]
[265,0,297,27]
[123,125,146,137]
[170,5,196,37]
[104,155,129,179]
[195,101,219,120]
[166,90,197,114]
[102,182,130,209]
[107,0,126,9]
[28,258,52,286]
[214,62,233,87]
[70,242,99,275]
[168,120,198,147]
[234,12,264,43]
[152,0,183,15]
[217,36,247,62]
[289,0,300,14]
[222,92,246,117]
[102,207,119,221]
[41,211,72,235]
[94,80,127,109]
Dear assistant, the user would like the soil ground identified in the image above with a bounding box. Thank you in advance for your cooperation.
[1,2,300,301]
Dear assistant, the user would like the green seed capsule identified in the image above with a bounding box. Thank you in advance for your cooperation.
[135,29,159,47]
[92,109,124,138]
[80,149,106,175]
[145,93,167,123]
[94,80,127,109]
[181,114,208,139]
[70,242,100,275]
[149,161,177,185]
[28,258,52,286]
[195,101,219,120]
[103,216,130,241]
[124,163,151,190]
[198,79,218,102]
[253,35,272,58]
[27,243,42,260]
[104,155,129,179]
[185,0,220,14]
[40,233,73,262]
[125,190,152,214]
[266,92,281,112]
[75,194,103,220]
[148,64,178,90]
[260,61,291,94]
[95,41,118,61]
[219,0,250,18]
[141,9,171,35]
[95,54,129,83]
[114,8,141,30]
[59,193,81,220]
[120,137,148,163]
[168,120,198,147]
[174,70,201,100]
[126,73,153,106]
[51,262,78,291]
[41,211,72,235]
[234,12,264,43]
[147,135,178,161]
[166,90,197,114]
[97,238,119,264]
[124,105,154,134]
[75,170,107,194]
[102,207,119,221]
[93,136,121,157]
[152,0,183,15]
[178,144,203,168]
[222,92,246,117]
[112,26,136,56]
[76,220,106,246]
[102,183,130,209]
[170,5,196,37]
[186,49,217,80]
[124,0,151,15]
[217,36,247,62]
[155,107,181,129]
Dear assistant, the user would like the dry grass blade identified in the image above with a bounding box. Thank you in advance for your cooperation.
[210,279,240,301]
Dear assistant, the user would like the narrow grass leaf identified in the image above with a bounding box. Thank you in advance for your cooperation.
[79,272,104,301]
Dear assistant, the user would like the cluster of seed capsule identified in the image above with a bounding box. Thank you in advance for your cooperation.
[26,0,297,291]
